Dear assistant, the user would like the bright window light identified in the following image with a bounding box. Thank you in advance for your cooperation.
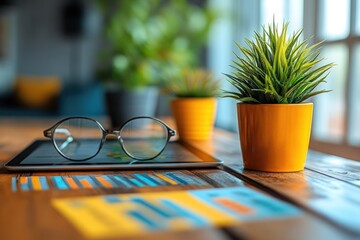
[348,44,360,146]
[319,0,350,40]
[261,0,285,25]
[261,0,303,32]
[313,44,348,143]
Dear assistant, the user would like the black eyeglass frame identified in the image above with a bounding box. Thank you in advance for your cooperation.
[43,116,176,161]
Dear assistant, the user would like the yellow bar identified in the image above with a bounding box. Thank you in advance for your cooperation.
[31,176,42,191]
[79,179,93,189]
[155,173,178,185]
[95,176,112,188]
[65,177,79,189]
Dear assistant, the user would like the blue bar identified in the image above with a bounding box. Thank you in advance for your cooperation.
[133,173,158,187]
[112,175,132,188]
[147,174,168,186]
[178,175,205,185]
[11,177,17,192]
[102,175,118,187]
[39,176,49,190]
[128,178,145,187]
[21,181,29,191]
[20,176,32,191]
[89,176,102,188]
[165,173,189,185]
[127,210,160,230]
[103,195,122,203]
[161,199,208,227]
[27,177,33,190]
[132,197,173,218]
[71,176,83,187]
[51,176,69,190]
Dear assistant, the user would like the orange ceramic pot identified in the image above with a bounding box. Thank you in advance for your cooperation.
[237,103,313,172]
[171,98,217,141]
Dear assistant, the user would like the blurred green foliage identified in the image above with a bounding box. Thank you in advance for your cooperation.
[165,68,221,98]
[95,0,217,90]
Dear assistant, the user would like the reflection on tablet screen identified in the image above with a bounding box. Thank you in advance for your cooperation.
[18,140,216,166]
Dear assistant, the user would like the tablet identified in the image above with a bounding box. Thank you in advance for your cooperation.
[4,140,223,171]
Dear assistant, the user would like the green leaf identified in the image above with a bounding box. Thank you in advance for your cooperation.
[223,19,333,103]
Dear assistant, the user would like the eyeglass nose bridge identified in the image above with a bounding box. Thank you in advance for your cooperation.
[104,130,121,138]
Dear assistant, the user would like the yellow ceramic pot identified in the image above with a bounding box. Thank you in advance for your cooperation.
[237,103,313,172]
[171,98,217,141]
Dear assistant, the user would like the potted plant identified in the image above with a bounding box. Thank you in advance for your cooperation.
[167,69,221,141]
[94,0,216,127]
[223,21,334,172]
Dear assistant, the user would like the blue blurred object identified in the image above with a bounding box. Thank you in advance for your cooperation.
[59,81,105,116]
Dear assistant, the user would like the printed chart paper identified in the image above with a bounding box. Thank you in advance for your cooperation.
[52,187,301,239]
[11,172,208,192]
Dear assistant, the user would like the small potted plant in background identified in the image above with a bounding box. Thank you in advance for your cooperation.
[166,69,221,141]
[223,21,334,172]
[94,0,216,127]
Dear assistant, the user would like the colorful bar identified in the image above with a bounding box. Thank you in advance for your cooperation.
[160,199,208,226]
[79,179,94,189]
[76,176,97,189]
[155,173,178,185]
[20,176,30,191]
[51,176,69,190]
[133,174,158,187]
[165,173,206,185]
[30,176,49,191]
[12,172,202,192]
[64,176,80,189]
[111,175,132,188]
[127,210,160,230]
[132,198,173,218]
[146,174,168,186]
[101,175,119,187]
[39,176,49,190]
[128,178,145,187]
[214,197,253,215]
[103,195,122,203]
[164,173,189,185]
[31,176,42,191]
[95,176,113,188]
[11,177,18,192]
[172,173,205,185]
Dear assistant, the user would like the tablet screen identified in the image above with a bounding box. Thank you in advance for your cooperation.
[5,140,222,171]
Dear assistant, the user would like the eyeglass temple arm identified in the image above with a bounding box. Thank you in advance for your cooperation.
[168,128,176,137]
[44,128,73,138]
[43,128,79,150]
[43,128,52,138]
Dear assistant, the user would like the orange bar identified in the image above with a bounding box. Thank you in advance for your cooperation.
[95,176,112,188]
[65,177,79,189]
[20,176,28,184]
[215,198,253,215]
[155,173,178,185]
[79,179,93,189]
[31,176,42,191]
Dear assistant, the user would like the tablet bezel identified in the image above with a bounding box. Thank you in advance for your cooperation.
[4,140,223,172]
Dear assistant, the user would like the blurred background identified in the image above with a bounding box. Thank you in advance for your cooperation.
[0,0,359,158]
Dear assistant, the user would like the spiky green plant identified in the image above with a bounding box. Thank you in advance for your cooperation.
[223,21,334,103]
[166,69,220,98]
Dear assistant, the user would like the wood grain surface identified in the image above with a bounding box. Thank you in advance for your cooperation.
[0,118,359,240]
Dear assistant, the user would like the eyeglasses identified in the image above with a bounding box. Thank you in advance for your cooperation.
[43,116,176,161]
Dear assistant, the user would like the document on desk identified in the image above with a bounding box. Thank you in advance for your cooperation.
[228,166,360,235]
[52,186,300,239]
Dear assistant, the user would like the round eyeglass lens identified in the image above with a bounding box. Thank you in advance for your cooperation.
[53,118,103,160]
[120,118,168,160]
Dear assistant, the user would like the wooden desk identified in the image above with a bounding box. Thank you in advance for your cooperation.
[0,118,359,240]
